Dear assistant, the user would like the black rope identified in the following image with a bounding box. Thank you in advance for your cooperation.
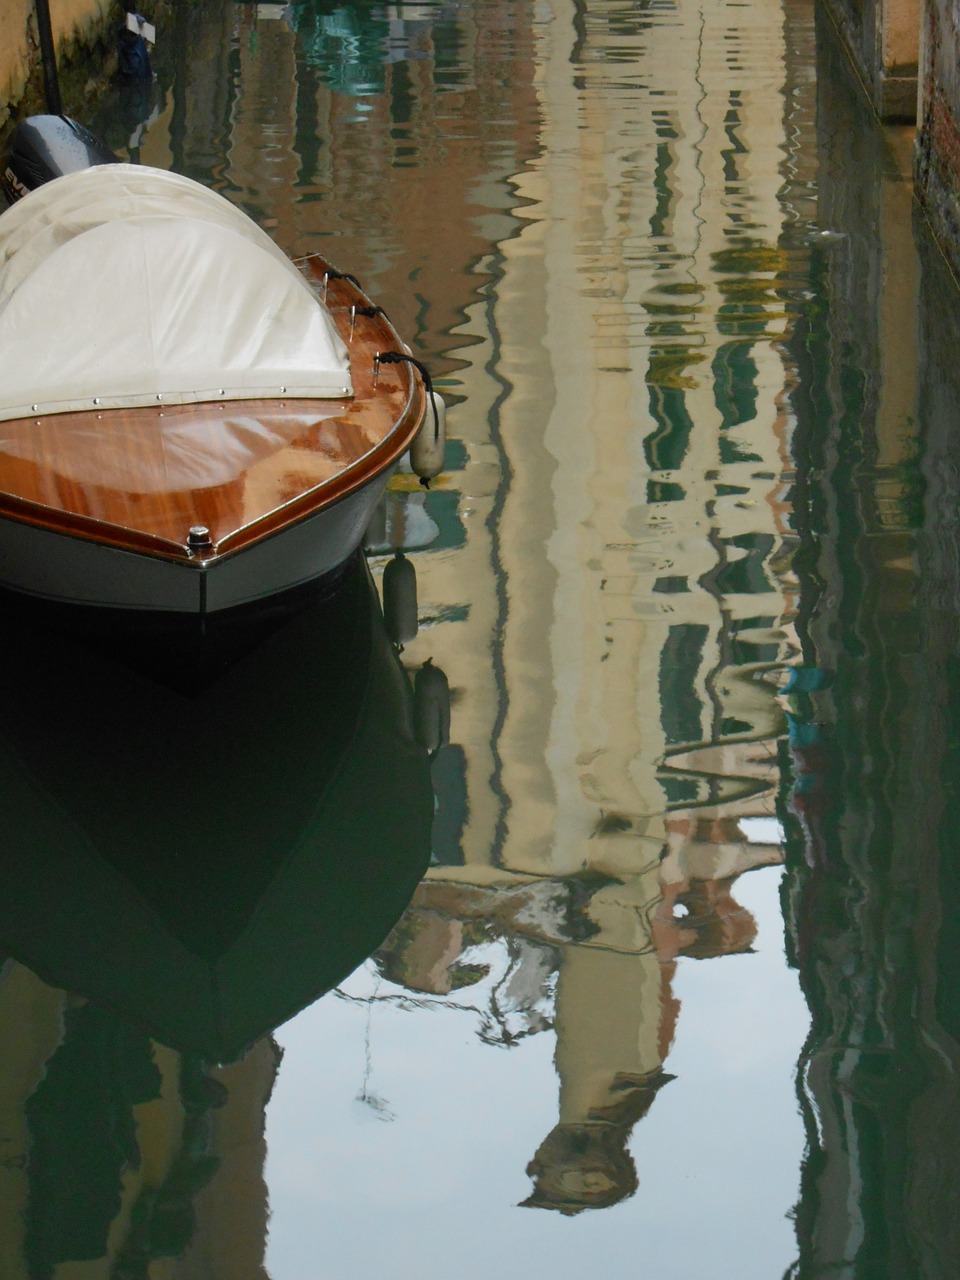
[376,351,441,488]
[325,269,362,289]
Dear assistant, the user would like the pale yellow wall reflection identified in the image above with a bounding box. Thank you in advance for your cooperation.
[385,0,811,1213]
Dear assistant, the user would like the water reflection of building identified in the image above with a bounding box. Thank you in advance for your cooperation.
[0,962,279,1279]
[405,0,808,872]
[142,0,542,360]
[780,15,960,1275]
[371,0,812,1212]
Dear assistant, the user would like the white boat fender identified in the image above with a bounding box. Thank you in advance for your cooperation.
[382,550,418,648]
[410,390,446,485]
[374,351,445,486]
[413,658,451,757]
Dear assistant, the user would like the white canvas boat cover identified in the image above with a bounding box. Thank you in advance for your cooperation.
[0,164,353,422]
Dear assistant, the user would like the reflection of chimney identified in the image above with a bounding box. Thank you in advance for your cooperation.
[522,1120,638,1215]
[663,814,782,883]
[670,815,745,845]
[659,815,773,960]
[522,1073,673,1215]
[523,945,676,1214]
[677,879,758,959]
[377,912,468,994]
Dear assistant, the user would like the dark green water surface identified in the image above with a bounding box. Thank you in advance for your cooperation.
[2,0,960,1276]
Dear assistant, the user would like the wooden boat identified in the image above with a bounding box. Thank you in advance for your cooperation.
[0,154,440,616]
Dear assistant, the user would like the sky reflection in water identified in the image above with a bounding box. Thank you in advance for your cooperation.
[2,0,959,1275]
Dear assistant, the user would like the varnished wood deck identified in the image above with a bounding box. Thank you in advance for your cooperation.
[0,255,425,564]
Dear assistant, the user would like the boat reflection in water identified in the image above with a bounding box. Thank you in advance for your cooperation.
[0,553,434,1274]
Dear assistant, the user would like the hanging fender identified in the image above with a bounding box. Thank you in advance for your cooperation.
[374,351,446,485]
[413,658,451,756]
[410,390,446,484]
[382,550,418,647]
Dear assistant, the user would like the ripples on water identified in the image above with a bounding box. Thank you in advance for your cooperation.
[2,0,960,1275]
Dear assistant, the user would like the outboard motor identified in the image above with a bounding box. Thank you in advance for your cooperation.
[1,115,120,205]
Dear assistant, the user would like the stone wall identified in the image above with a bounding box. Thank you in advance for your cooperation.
[813,0,960,283]
[820,0,920,120]
[0,0,114,125]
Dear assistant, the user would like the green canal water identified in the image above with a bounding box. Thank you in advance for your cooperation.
[2,0,959,1275]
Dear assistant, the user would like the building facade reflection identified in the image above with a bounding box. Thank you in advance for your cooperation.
[0,961,280,1280]
[781,13,960,1276]
[370,0,811,1214]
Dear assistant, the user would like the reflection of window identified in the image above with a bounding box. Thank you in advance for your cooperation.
[712,339,758,428]
[719,434,762,465]
[659,624,708,746]
[714,533,775,595]
[430,744,468,866]
[649,141,673,238]
[652,575,688,594]
[722,100,746,186]
[732,615,779,665]
[721,716,752,736]
[646,479,684,503]
[644,384,693,472]
[660,774,702,804]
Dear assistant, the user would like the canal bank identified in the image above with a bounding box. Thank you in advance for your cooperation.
[1,0,125,127]
[815,0,960,284]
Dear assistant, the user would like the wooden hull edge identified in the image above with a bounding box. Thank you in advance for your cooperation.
[0,472,391,615]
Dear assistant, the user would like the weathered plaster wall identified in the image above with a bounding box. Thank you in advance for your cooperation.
[0,0,113,124]
[0,0,34,114]
[915,0,960,280]
[821,0,919,120]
